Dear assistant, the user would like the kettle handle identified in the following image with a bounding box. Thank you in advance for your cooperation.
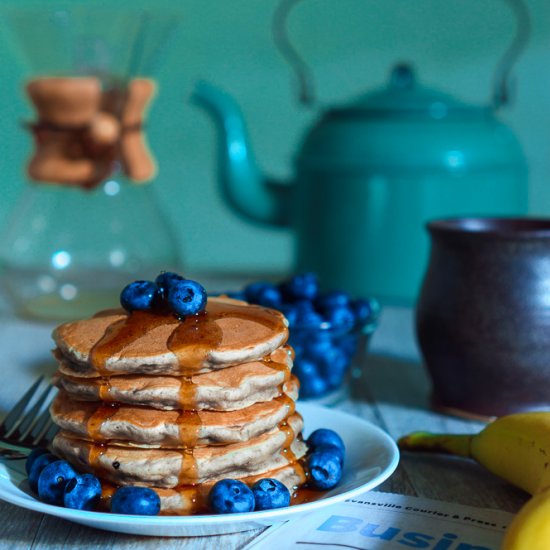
[272,0,530,109]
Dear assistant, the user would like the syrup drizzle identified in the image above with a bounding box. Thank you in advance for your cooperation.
[178,375,197,410]
[89,311,176,376]
[264,358,291,384]
[100,459,310,515]
[87,402,120,443]
[83,299,295,490]
[88,300,286,375]
[176,409,201,483]
[264,346,293,400]
[86,402,120,473]
[292,486,326,506]
[88,443,107,475]
[98,377,113,401]
[278,393,298,464]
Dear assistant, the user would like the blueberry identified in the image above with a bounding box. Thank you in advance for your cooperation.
[226,290,247,301]
[252,478,290,510]
[303,336,334,362]
[120,280,158,312]
[64,474,101,511]
[291,342,305,360]
[339,333,359,359]
[294,299,315,312]
[295,306,323,329]
[301,376,328,398]
[111,486,161,515]
[166,279,207,317]
[323,364,347,389]
[37,460,77,505]
[293,357,319,379]
[257,287,282,308]
[244,282,281,308]
[280,273,319,302]
[307,429,345,456]
[155,271,184,299]
[294,359,328,398]
[322,305,355,327]
[307,451,343,490]
[316,291,350,311]
[310,329,335,346]
[316,444,345,466]
[244,282,270,304]
[280,304,299,326]
[208,479,255,514]
[25,448,49,475]
[311,345,349,388]
[351,298,380,324]
[28,453,58,493]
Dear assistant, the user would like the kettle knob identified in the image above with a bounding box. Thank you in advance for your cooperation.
[390,64,415,89]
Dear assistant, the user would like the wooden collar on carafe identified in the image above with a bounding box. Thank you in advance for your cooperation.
[25,77,157,189]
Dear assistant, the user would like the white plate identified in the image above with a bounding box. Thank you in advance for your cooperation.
[0,404,399,537]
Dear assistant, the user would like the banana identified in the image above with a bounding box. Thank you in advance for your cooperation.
[398,412,550,550]
[502,490,550,549]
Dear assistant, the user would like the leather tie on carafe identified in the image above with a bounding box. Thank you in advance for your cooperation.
[25,77,156,189]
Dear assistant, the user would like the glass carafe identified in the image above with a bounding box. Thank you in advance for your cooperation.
[0,7,181,321]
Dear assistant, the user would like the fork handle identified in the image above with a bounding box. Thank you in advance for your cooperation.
[0,446,29,460]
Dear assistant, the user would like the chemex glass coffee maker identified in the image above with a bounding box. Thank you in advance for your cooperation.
[0,7,181,321]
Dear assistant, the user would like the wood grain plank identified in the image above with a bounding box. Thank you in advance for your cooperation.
[356,354,529,513]
[0,500,43,549]
[30,515,263,549]
[338,391,417,497]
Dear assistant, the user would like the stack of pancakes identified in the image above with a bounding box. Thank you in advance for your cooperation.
[49,296,308,514]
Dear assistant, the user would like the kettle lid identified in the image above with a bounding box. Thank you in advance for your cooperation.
[335,63,485,117]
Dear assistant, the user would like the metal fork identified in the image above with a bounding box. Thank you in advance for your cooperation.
[0,377,58,460]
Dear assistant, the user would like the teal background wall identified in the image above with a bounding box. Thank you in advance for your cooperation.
[0,0,548,276]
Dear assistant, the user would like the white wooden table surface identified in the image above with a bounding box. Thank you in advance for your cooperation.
[0,306,528,549]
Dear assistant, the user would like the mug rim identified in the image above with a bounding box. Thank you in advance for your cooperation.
[427,217,550,238]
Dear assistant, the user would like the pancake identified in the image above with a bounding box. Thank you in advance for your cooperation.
[53,296,289,376]
[101,462,308,515]
[52,413,307,488]
[49,293,310,513]
[54,346,294,411]
[50,379,298,447]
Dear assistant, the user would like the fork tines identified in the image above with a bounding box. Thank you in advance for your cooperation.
[0,377,58,449]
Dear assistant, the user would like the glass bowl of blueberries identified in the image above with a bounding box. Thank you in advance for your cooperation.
[230,273,380,404]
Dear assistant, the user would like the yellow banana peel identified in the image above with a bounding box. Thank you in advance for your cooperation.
[398,412,550,550]
[502,490,550,549]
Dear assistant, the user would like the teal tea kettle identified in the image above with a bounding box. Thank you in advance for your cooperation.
[192,0,529,304]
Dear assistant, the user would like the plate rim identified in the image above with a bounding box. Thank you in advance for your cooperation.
[0,403,400,528]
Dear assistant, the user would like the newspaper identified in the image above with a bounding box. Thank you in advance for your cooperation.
[244,491,516,550]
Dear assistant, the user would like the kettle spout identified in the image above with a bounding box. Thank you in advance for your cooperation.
[191,81,289,227]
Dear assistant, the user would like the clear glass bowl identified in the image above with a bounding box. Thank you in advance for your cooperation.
[290,302,379,405]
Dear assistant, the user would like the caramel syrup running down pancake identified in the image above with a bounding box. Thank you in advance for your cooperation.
[88,443,107,477]
[265,357,292,384]
[178,375,197,412]
[98,377,113,401]
[87,402,120,473]
[99,459,310,515]
[86,402,119,477]
[278,393,298,463]
[87,402,120,438]
[89,299,287,376]
[177,408,201,449]
[77,298,303,499]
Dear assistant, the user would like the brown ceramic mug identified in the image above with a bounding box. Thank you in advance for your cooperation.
[416,218,550,418]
